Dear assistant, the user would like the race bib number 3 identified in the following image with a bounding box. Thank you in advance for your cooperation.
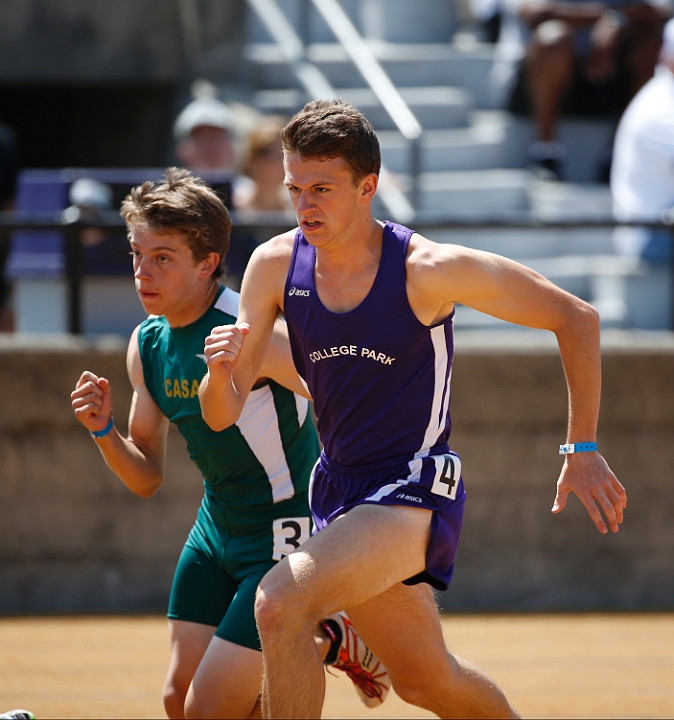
[272,517,311,561]
[430,453,461,500]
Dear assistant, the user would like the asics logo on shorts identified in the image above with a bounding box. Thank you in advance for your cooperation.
[288,286,311,297]
[397,493,422,503]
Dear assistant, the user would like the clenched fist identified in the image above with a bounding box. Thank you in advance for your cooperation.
[203,323,250,380]
[71,371,113,434]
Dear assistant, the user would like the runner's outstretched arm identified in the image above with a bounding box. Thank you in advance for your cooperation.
[70,326,169,498]
[409,238,626,534]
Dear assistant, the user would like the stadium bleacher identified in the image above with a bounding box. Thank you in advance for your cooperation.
[244,0,671,330]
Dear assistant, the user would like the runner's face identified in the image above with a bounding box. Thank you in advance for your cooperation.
[283,153,377,246]
[130,227,213,319]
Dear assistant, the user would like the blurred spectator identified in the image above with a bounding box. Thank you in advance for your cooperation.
[68,177,114,247]
[174,96,235,173]
[471,0,502,41]
[0,122,19,331]
[226,115,295,289]
[234,115,293,216]
[173,91,249,286]
[172,93,292,287]
[492,0,670,179]
[611,17,674,263]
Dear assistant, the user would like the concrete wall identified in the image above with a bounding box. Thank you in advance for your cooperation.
[1,332,673,613]
[0,336,203,613]
[445,332,674,610]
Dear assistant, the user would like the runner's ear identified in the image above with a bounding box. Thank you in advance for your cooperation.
[359,173,378,202]
[198,251,220,279]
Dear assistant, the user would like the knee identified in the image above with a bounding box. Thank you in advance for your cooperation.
[391,674,442,709]
[388,654,456,710]
[254,573,321,643]
[163,682,187,719]
[531,20,574,53]
[184,692,221,720]
[392,680,425,708]
[254,575,297,639]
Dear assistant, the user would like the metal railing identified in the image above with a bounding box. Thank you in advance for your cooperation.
[246,0,419,221]
[1,209,673,334]
[308,0,422,140]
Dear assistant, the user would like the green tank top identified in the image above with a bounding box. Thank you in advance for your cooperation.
[137,285,319,509]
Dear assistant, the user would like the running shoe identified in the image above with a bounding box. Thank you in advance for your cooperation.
[321,612,390,707]
[0,711,35,720]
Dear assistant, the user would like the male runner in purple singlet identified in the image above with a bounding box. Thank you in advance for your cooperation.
[199,99,626,718]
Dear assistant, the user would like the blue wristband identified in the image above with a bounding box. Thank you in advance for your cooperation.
[559,442,597,455]
[91,416,114,439]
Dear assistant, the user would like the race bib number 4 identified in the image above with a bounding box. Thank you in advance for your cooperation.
[272,517,311,561]
[430,453,461,500]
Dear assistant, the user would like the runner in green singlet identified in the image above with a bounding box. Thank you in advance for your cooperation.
[70,168,389,719]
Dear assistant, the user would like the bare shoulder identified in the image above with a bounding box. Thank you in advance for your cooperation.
[409,232,517,273]
[406,233,477,285]
[249,229,296,270]
[403,233,472,323]
[240,229,297,318]
[405,233,527,322]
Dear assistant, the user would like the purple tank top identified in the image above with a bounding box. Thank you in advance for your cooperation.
[284,222,454,467]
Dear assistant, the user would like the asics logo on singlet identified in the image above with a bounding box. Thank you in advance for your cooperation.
[288,286,310,297]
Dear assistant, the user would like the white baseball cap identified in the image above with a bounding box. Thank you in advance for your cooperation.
[173,98,232,140]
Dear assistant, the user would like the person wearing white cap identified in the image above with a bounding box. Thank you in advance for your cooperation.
[174,97,236,173]
[611,17,674,264]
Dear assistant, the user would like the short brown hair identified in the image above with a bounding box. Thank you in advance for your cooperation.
[281,99,381,182]
[121,167,231,280]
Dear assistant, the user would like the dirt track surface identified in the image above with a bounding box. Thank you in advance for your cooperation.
[1,613,673,719]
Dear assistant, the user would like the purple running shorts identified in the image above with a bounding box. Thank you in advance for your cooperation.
[309,446,466,591]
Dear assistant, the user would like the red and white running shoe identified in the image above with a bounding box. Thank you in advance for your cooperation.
[321,612,390,708]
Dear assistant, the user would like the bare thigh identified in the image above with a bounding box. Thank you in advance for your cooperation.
[259,503,432,620]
